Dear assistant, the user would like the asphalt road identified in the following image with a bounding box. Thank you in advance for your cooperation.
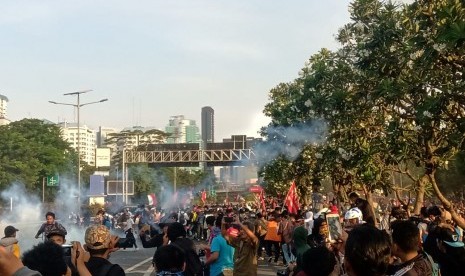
[111,243,281,276]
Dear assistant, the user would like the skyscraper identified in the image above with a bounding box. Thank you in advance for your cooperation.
[165,115,200,143]
[201,106,214,146]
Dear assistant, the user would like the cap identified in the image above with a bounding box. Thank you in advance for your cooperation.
[4,225,19,237]
[84,225,111,250]
[46,229,66,239]
[440,227,464,248]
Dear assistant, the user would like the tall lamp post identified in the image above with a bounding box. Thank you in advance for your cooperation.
[49,90,108,208]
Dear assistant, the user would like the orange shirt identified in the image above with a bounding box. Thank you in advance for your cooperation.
[264,220,281,242]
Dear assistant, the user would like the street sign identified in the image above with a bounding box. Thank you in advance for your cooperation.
[46,175,59,186]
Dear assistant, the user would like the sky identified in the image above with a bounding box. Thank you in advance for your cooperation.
[1,0,352,140]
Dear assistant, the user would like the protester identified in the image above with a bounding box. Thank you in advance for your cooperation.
[1,225,20,258]
[122,211,138,251]
[290,226,311,275]
[254,212,268,261]
[278,211,296,266]
[153,244,186,276]
[387,220,434,275]
[46,230,67,246]
[205,217,234,276]
[435,226,465,276]
[307,218,329,248]
[83,225,125,276]
[139,218,174,248]
[35,212,68,241]
[0,246,41,276]
[343,207,364,232]
[167,222,203,276]
[264,212,281,264]
[418,207,431,243]
[223,218,259,276]
[22,242,70,276]
[95,209,112,229]
[344,224,391,276]
[297,246,337,276]
[197,209,206,240]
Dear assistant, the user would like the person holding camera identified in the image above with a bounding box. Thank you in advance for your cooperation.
[83,225,125,276]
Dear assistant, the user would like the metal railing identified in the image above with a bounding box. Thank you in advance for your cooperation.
[124,149,256,164]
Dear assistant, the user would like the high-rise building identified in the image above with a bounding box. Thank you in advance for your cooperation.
[0,94,10,126]
[165,115,200,143]
[58,122,97,166]
[96,126,120,148]
[201,106,214,146]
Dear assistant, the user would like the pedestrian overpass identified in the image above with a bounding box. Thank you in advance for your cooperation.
[123,148,256,166]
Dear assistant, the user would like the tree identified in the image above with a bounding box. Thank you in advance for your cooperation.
[260,0,465,228]
[0,119,76,199]
[104,128,169,197]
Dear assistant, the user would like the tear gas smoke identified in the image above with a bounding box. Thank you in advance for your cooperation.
[254,120,328,165]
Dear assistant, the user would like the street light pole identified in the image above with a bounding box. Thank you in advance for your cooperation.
[49,90,108,209]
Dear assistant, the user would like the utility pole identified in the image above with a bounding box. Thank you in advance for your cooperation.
[49,90,108,209]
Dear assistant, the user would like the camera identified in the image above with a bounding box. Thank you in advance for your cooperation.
[62,244,73,257]
[224,216,234,223]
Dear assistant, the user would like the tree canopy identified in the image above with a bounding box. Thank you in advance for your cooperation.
[0,119,76,197]
[261,0,465,226]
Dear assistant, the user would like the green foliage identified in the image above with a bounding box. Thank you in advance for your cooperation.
[260,0,465,203]
[0,119,75,196]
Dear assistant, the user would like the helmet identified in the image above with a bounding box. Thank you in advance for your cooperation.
[344,207,363,221]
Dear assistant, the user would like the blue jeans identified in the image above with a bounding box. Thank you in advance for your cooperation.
[282,243,296,264]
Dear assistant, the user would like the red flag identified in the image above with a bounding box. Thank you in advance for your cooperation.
[285,181,300,214]
[148,193,157,206]
[201,190,207,204]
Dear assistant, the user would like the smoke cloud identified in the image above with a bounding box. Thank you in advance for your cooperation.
[254,119,328,165]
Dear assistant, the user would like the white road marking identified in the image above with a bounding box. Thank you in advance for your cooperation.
[125,257,153,272]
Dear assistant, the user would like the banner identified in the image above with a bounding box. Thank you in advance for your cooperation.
[95,148,111,167]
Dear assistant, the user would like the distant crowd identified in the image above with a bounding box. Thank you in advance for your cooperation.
[1,192,465,276]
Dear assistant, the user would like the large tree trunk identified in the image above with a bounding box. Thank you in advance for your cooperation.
[412,175,428,215]
[428,170,465,230]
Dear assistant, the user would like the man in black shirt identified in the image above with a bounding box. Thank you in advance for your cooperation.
[84,225,125,276]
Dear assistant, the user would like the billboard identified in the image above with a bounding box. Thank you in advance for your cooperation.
[107,180,134,195]
[95,148,111,167]
[89,175,105,195]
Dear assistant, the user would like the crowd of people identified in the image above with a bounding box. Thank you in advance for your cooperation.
[1,193,465,276]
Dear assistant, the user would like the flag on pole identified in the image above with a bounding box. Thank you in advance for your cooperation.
[284,181,300,214]
[201,190,207,204]
[148,193,157,206]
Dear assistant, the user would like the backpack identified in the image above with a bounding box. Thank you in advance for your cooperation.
[425,252,440,276]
